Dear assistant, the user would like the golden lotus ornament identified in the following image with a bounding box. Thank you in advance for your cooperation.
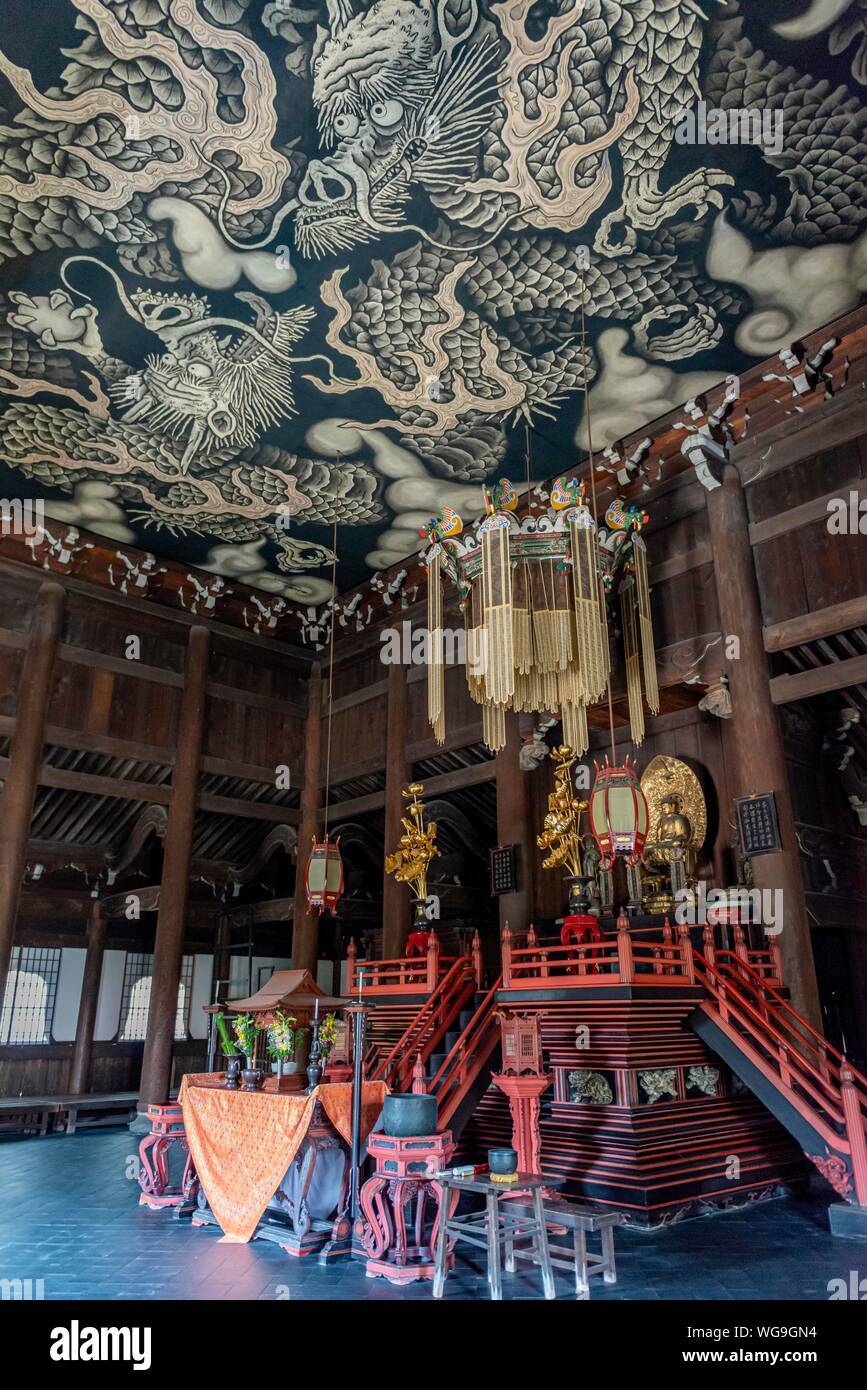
[385,782,439,929]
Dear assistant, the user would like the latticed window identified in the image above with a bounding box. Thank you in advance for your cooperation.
[0,947,61,1044]
[119,953,193,1041]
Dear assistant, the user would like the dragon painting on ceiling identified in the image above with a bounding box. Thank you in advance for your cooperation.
[0,0,864,606]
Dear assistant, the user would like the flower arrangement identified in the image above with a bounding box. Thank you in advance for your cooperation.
[268,1011,300,1061]
[232,1012,257,1062]
[317,1012,340,1063]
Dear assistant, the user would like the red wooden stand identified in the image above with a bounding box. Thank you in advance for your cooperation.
[359,1131,456,1284]
[491,1074,552,1175]
[138,1103,198,1211]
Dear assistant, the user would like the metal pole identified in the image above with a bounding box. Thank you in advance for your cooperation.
[348,1001,366,1221]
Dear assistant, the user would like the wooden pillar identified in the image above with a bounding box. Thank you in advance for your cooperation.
[0,581,65,1000]
[211,912,230,1005]
[292,664,323,976]
[137,626,209,1113]
[495,712,534,933]
[69,900,107,1096]
[382,661,410,959]
[706,466,820,1026]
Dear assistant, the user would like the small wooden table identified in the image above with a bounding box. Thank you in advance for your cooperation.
[432,1172,564,1301]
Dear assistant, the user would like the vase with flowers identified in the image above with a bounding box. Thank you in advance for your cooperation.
[268,1011,303,1080]
[232,1012,263,1090]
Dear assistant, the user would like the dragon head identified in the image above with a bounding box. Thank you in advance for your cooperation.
[295,0,499,257]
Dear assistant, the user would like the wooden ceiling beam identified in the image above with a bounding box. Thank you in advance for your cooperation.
[770,653,867,704]
[749,478,867,546]
[763,597,867,653]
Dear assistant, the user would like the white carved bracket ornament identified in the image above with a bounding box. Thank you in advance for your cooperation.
[26,525,94,573]
[179,574,232,614]
[599,436,653,489]
[674,375,745,492]
[762,337,848,406]
[848,794,867,828]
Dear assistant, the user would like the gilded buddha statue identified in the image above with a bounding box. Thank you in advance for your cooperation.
[654,793,694,895]
[639,758,707,913]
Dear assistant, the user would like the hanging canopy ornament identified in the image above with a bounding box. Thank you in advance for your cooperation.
[420,478,658,754]
[588,755,650,869]
[305,508,344,916]
[305,836,345,913]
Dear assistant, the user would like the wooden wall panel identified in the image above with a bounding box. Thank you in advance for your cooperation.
[0,1041,208,1099]
[46,660,93,731]
[64,594,187,671]
[755,522,867,625]
[333,647,387,700]
[265,708,304,775]
[107,670,179,748]
[746,437,865,525]
[203,692,247,762]
[650,562,720,651]
[0,648,25,718]
[327,696,388,772]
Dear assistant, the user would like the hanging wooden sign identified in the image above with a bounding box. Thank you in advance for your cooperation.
[490,844,517,896]
[734,793,782,856]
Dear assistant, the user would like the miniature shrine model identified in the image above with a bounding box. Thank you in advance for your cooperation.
[1,1,867,1309]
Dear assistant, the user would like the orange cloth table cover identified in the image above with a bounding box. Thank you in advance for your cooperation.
[178,1074,387,1243]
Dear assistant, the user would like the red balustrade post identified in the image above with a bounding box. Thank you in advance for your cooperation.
[777,1042,792,1089]
[702,922,716,969]
[501,921,512,988]
[770,937,784,985]
[346,938,357,994]
[527,922,537,948]
[841,1061,867,1207]
[412,1053,427,1095]
[817,1042,832,1085]
[471,929,483,990]
[677,920,696,983]
[426,931,440,992]
[733,922,749,965]
[662,916,674,976]
[616,912,634,985]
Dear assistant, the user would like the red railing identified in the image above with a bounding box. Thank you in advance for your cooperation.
[422,975,503,1133]
[697,920,782,984]
[369,955,477,1091]
[346,931,483,997]
[694,950,867,1205]
[501,915,697,988]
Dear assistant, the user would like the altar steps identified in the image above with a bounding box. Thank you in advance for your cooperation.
[690,949,867,1214]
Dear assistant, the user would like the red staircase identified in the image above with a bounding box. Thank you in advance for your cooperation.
[422,975,503,1135]
[690,947,867,1207]
[368,955,477,1092]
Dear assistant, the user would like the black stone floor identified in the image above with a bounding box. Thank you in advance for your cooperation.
[0,1129,863,1301]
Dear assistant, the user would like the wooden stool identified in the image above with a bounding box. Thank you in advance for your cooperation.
[432,1172,564,1301]
[510,1198,621,1298]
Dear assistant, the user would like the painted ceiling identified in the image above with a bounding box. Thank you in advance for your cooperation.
[0,0,865,606]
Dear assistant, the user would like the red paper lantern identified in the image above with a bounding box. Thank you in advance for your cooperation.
[589,756,649,869]
[305,836,344,913]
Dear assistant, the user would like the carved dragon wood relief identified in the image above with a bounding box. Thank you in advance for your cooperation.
[0,0,863,631]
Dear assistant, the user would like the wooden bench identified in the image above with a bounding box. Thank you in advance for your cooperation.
[509,1198,621,1299]
[0,1092,139,1137]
